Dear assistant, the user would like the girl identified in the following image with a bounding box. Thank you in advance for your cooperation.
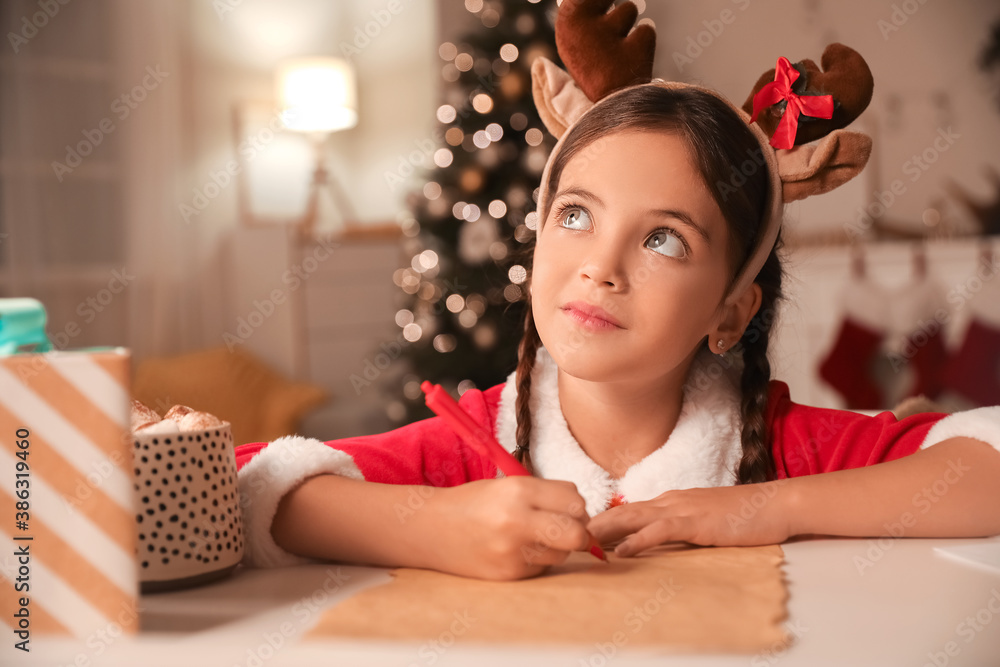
[234,3,1000,582]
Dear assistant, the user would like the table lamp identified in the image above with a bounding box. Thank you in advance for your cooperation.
[276,56,358,236]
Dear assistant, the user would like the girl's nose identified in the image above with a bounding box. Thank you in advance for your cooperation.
[579,238,629,290]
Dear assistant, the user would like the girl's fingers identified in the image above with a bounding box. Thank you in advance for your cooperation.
[520,540,573,567]
[520,478,590,520]
[614,518,684,558]
[525,510,594,554]
[587,503,660,544]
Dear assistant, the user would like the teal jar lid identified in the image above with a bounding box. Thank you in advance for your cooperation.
[0,298,53,356]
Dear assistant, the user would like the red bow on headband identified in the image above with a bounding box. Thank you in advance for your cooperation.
[750,57,834,150]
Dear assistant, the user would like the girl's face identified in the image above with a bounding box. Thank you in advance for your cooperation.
[531,130,735,385]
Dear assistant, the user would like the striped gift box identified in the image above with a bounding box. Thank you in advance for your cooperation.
[0,349,138,641]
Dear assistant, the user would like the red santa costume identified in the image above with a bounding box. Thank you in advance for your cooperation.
[234,346,1000,568]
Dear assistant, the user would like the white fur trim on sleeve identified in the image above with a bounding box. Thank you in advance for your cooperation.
[237,435,364,568]
[919,407,1000,453]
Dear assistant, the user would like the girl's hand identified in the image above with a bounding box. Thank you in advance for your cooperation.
[424,476,594,581]
[587,481,795,557]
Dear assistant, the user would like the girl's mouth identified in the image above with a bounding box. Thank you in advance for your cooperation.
[560,302,625,331]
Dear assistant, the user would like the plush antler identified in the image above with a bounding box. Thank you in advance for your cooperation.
[742,43,874,147]
[777,129,873,202]
[555,0,655,102]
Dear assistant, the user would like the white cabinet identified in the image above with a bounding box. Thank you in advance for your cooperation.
[231,224,406,440]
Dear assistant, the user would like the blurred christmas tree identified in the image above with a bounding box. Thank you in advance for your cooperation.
[384,0,560,424]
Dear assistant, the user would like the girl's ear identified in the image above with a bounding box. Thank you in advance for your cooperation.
[715,283,763,348]
[531,57,595,139]
[777,129,873,202]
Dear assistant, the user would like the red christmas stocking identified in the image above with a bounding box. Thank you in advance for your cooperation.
[819,317,885,409]
[942,318,1000,406]
[887,274,949,401]
[900,325,948,399]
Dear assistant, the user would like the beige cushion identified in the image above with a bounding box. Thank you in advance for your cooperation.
[132,347,327,446]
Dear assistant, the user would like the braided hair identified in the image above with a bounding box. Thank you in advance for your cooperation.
[513,85,784,484]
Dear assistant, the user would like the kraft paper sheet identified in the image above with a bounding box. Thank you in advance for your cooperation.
[306,544,788,653]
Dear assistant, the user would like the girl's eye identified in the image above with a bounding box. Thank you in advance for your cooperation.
[646,230,687,258]
[558,206,592,231]
[554,203,688,259]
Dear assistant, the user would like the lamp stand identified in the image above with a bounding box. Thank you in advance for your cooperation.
[300,134,356,239]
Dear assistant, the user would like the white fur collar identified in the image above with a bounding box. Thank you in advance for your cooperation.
[494,346,745,518]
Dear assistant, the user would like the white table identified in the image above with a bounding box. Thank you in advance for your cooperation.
[6,536,999,667]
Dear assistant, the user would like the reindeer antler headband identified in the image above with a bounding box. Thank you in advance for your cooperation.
[533,0,875,303]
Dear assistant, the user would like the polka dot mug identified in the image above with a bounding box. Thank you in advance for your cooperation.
[132,422,244,593]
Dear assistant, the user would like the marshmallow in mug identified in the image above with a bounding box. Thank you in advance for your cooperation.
[130,399,225,434]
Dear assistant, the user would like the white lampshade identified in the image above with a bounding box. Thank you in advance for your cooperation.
[277,57,358,133]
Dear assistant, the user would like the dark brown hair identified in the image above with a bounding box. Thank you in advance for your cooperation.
[513,85,783,485]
